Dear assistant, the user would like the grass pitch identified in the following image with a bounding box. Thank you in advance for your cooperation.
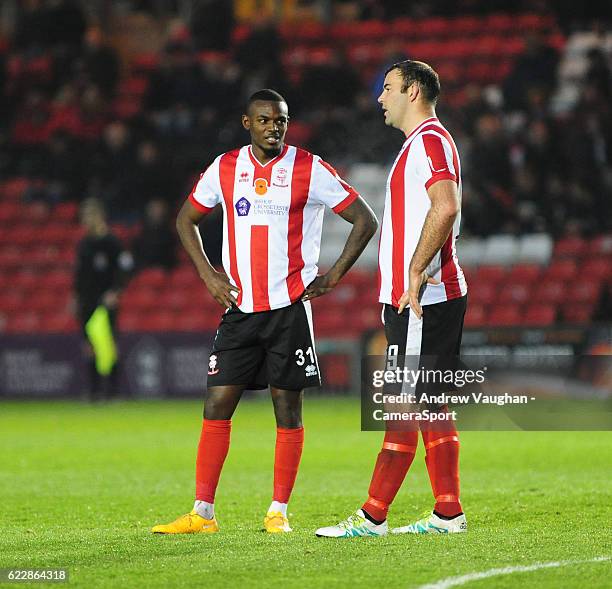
[1,398,610,588]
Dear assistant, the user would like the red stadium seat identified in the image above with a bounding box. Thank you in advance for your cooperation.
[118,310,143,332]
[566,281,602,304]
[475,265,506,283]
[131,268,168,288]
[133,310,176,332]
[12,270,38,291]
[40,269,73,291]
[484,13,515,33]
[582,258,610,281]
[0,290,26,313]
[0,202,22,225]
[6,311,40,334]
[523,304,556,327]
[0,177,30,200]
[53,202,79,223]
[545,260,577,281]
[121,287,158,312]
[554,236,587,259]
[158,289,192,311]
[391,18,418,37]
[487,305,521,327]
[498,283,530,304]
[507,264,541,283]
[532,280,565,304]
[464,304,486,328]
[587,234,612,257]
[561,305,596,325]
[39,311,78,334]
[169,266,199,288]
[468,283,497,306]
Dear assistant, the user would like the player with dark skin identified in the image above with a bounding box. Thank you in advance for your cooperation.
[176,98,378,428]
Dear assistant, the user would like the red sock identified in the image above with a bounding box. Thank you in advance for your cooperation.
[362,430,418,522]
[273,426,304,503]
[421,424,462,517]
[195,419,231,502]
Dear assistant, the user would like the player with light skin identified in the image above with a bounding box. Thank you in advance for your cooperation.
[317,61,468,538]
[152,90,378,534]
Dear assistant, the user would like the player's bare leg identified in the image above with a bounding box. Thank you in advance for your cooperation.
[151,385,245,534]
[264,387,304,532]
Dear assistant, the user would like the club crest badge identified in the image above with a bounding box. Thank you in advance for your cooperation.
[208,354,219,375]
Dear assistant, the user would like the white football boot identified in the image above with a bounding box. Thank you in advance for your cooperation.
[315,509,388,538]
[392,511,467,534]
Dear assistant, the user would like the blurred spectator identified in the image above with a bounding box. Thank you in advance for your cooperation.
[190,0,234,51]
[132,198,177,270]
[77,28,120,99]
[74,198,133,400]
[128,140,177,211]
[299,50,361,110]
[90,121,135,218]
[503,32,559,110]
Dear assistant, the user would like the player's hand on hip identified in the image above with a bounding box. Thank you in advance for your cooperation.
[398,270,439,318]
[302,274,335,301]
[203,270,240,308]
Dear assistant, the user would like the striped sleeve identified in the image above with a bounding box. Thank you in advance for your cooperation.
[418,132,457,190]
[310,157,359,213]
[187,156,222,213]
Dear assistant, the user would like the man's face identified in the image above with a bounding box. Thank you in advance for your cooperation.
[377,69,410,129]
[242,101,289,154]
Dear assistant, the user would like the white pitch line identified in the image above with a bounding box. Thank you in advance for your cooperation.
[416,556,611,589]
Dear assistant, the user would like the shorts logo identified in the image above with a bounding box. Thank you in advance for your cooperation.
[235,197,251,216]
[305,364,317,377]
[208,354,219,375]
[254,178,268,195]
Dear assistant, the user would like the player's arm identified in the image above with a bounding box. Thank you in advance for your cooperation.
[302,196,378,300]
[398,179,459,317]
[176,200,239,308]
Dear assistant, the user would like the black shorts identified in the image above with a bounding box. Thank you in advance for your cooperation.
[383,295,467,399]
[206,300,321,391]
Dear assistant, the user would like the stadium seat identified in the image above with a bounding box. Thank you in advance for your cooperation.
[475,265,506,283]
[582,258,610,281]
[483,235,519,265]
[561,305,596,324]
[464,304,486,328]
[121,287,158,312]
[554,236,587,258]
[131,268,168,288]
[0,290,25,313]
[39,311,78,334]
[533,280,565,304]
[40,269,73,291]
[6,311,40,334]
[516,234,553,264]
[468,283,497,306]
[566,281,602,304]
[545,259,577,281]
[506,264,541,283]
[523,304,556,326]
[133,310,176,332]
[587,235,612,257]
[487,305,522,327]
[498,283,530,304]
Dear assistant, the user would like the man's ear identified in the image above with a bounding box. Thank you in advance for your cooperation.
[408,82,420,103]
[242,114,250,130]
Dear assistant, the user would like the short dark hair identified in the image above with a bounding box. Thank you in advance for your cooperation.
[246,89,287,113]
[385,60,440,104]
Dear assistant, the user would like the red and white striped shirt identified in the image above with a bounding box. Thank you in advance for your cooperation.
[378,117,468,307]
[189,144,358,313]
